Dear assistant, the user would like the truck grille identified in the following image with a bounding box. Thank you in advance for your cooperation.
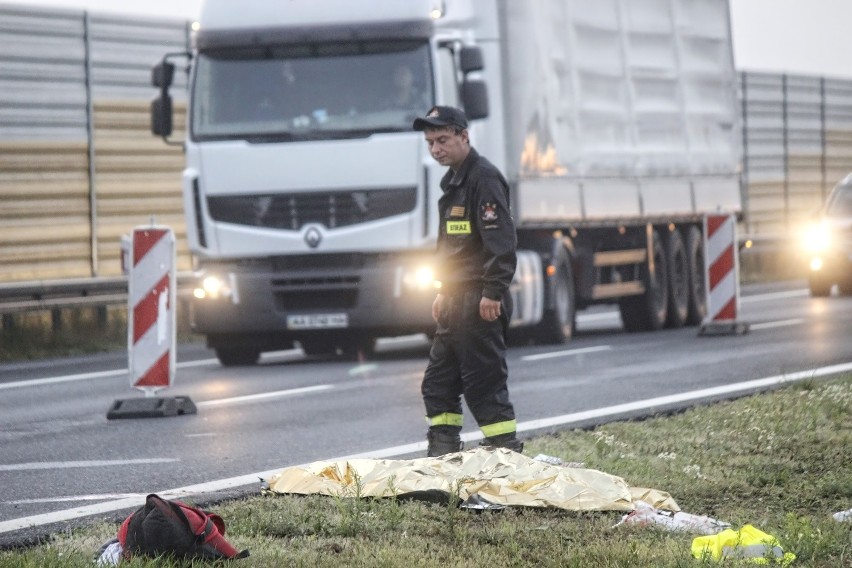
[207,188,417,230]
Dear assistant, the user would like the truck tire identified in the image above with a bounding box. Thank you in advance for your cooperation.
[619,229,668,332]
[684,226,707,325]
[215,347,261,366]
[664,228,689,328]
[808,273,832,297]
[535,259,575,344]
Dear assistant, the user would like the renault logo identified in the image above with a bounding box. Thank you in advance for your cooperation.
[304,227,322,248]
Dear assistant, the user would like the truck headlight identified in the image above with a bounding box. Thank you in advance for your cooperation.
[402,266,436,291]
[194,275,231,300]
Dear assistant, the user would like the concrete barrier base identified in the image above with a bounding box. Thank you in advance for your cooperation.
[107,395,197,419]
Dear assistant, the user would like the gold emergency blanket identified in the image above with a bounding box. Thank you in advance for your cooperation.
[265,447,678,512]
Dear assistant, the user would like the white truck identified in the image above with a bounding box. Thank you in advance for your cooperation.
[151,0,742,366]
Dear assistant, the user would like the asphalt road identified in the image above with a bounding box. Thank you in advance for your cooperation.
[1,280,851,546]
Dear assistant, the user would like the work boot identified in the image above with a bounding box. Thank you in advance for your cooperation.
[426,429,463,457]
[480,433,524,454]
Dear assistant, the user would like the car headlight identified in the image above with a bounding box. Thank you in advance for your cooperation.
[802,223,831,253]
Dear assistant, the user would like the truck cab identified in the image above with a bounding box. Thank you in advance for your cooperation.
[152,0,494,364]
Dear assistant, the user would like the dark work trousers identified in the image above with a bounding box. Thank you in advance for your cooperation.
[422,289,516,435]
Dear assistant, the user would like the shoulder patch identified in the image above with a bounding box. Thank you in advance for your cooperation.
[480,202,498,223]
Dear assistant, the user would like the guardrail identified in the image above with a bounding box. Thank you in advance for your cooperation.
[0,274,194,315]
[0,234,799,318]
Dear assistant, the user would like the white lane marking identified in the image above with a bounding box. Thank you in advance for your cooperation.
[9,494,145,505]
[0,368,127,391]
[740,289,808,303]
[749,318,804,331]
[0,288,812,393]
[518,361,852,432]
[348,364,379,376]
[0,349,304,391]
[3,360,850,535]
[0,459,178,472]
[0,361,209,391]
[184,433,217,438]
[259,348,304,361]
[521,345,612,362]
[196,385,332,407]
[577,311,619,322]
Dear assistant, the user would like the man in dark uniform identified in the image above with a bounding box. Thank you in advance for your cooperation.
[413,105,522,457]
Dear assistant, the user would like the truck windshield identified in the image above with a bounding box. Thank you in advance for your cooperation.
[191,41,432,141]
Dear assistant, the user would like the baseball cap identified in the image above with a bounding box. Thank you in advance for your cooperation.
[413,105,469,131]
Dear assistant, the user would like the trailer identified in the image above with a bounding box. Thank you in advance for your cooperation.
[151,0,742,365]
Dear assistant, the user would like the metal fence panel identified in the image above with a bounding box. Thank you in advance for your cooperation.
[741,70,852,235]
[4,2,852,290]
[0,2,189,285]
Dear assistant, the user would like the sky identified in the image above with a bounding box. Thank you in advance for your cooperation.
[5,0,852,79]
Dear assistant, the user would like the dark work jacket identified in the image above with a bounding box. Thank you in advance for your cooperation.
[435,147,517,301]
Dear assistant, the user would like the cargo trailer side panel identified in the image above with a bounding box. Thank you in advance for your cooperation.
[497,0,742,226]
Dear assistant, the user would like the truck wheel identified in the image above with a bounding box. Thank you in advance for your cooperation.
[535,259,575,344]
[619,229,668,332]
[664,228,689,328]
[215,347,261,366]
[684,226,707,325]
[808,273,832,297]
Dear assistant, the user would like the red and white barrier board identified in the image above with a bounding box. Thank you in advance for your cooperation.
[700,213,749,335]
[128,225,176,392]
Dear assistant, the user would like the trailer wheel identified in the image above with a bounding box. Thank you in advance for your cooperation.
[215,347,261,366]
[535,259,575,344]
[684,226,707,325]
[619,229,668,332]
[664,228,689,328]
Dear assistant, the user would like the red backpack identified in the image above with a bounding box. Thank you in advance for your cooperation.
[118,493,249,560]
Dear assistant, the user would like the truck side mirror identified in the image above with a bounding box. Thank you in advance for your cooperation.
[462,80,488,120]
[152,61,175,89]
[459,46,484,74]
[149,52,189,145]
[151,93,173,137]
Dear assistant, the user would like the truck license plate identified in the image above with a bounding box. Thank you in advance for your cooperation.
[287,313,348,330]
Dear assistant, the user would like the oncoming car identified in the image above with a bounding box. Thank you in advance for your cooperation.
[803,174,852,296]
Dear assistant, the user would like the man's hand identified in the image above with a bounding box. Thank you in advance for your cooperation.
[432,294,445,322]
[480,296,501,321]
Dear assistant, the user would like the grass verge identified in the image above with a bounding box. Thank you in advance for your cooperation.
[0,305,200,362]
[2,375,850,567]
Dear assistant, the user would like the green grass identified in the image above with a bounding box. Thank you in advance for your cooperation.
[0,305,200,362]
[2,376,851,567]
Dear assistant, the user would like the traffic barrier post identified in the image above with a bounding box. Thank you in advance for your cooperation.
[699,213,750,336]
[107,224,196,419]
